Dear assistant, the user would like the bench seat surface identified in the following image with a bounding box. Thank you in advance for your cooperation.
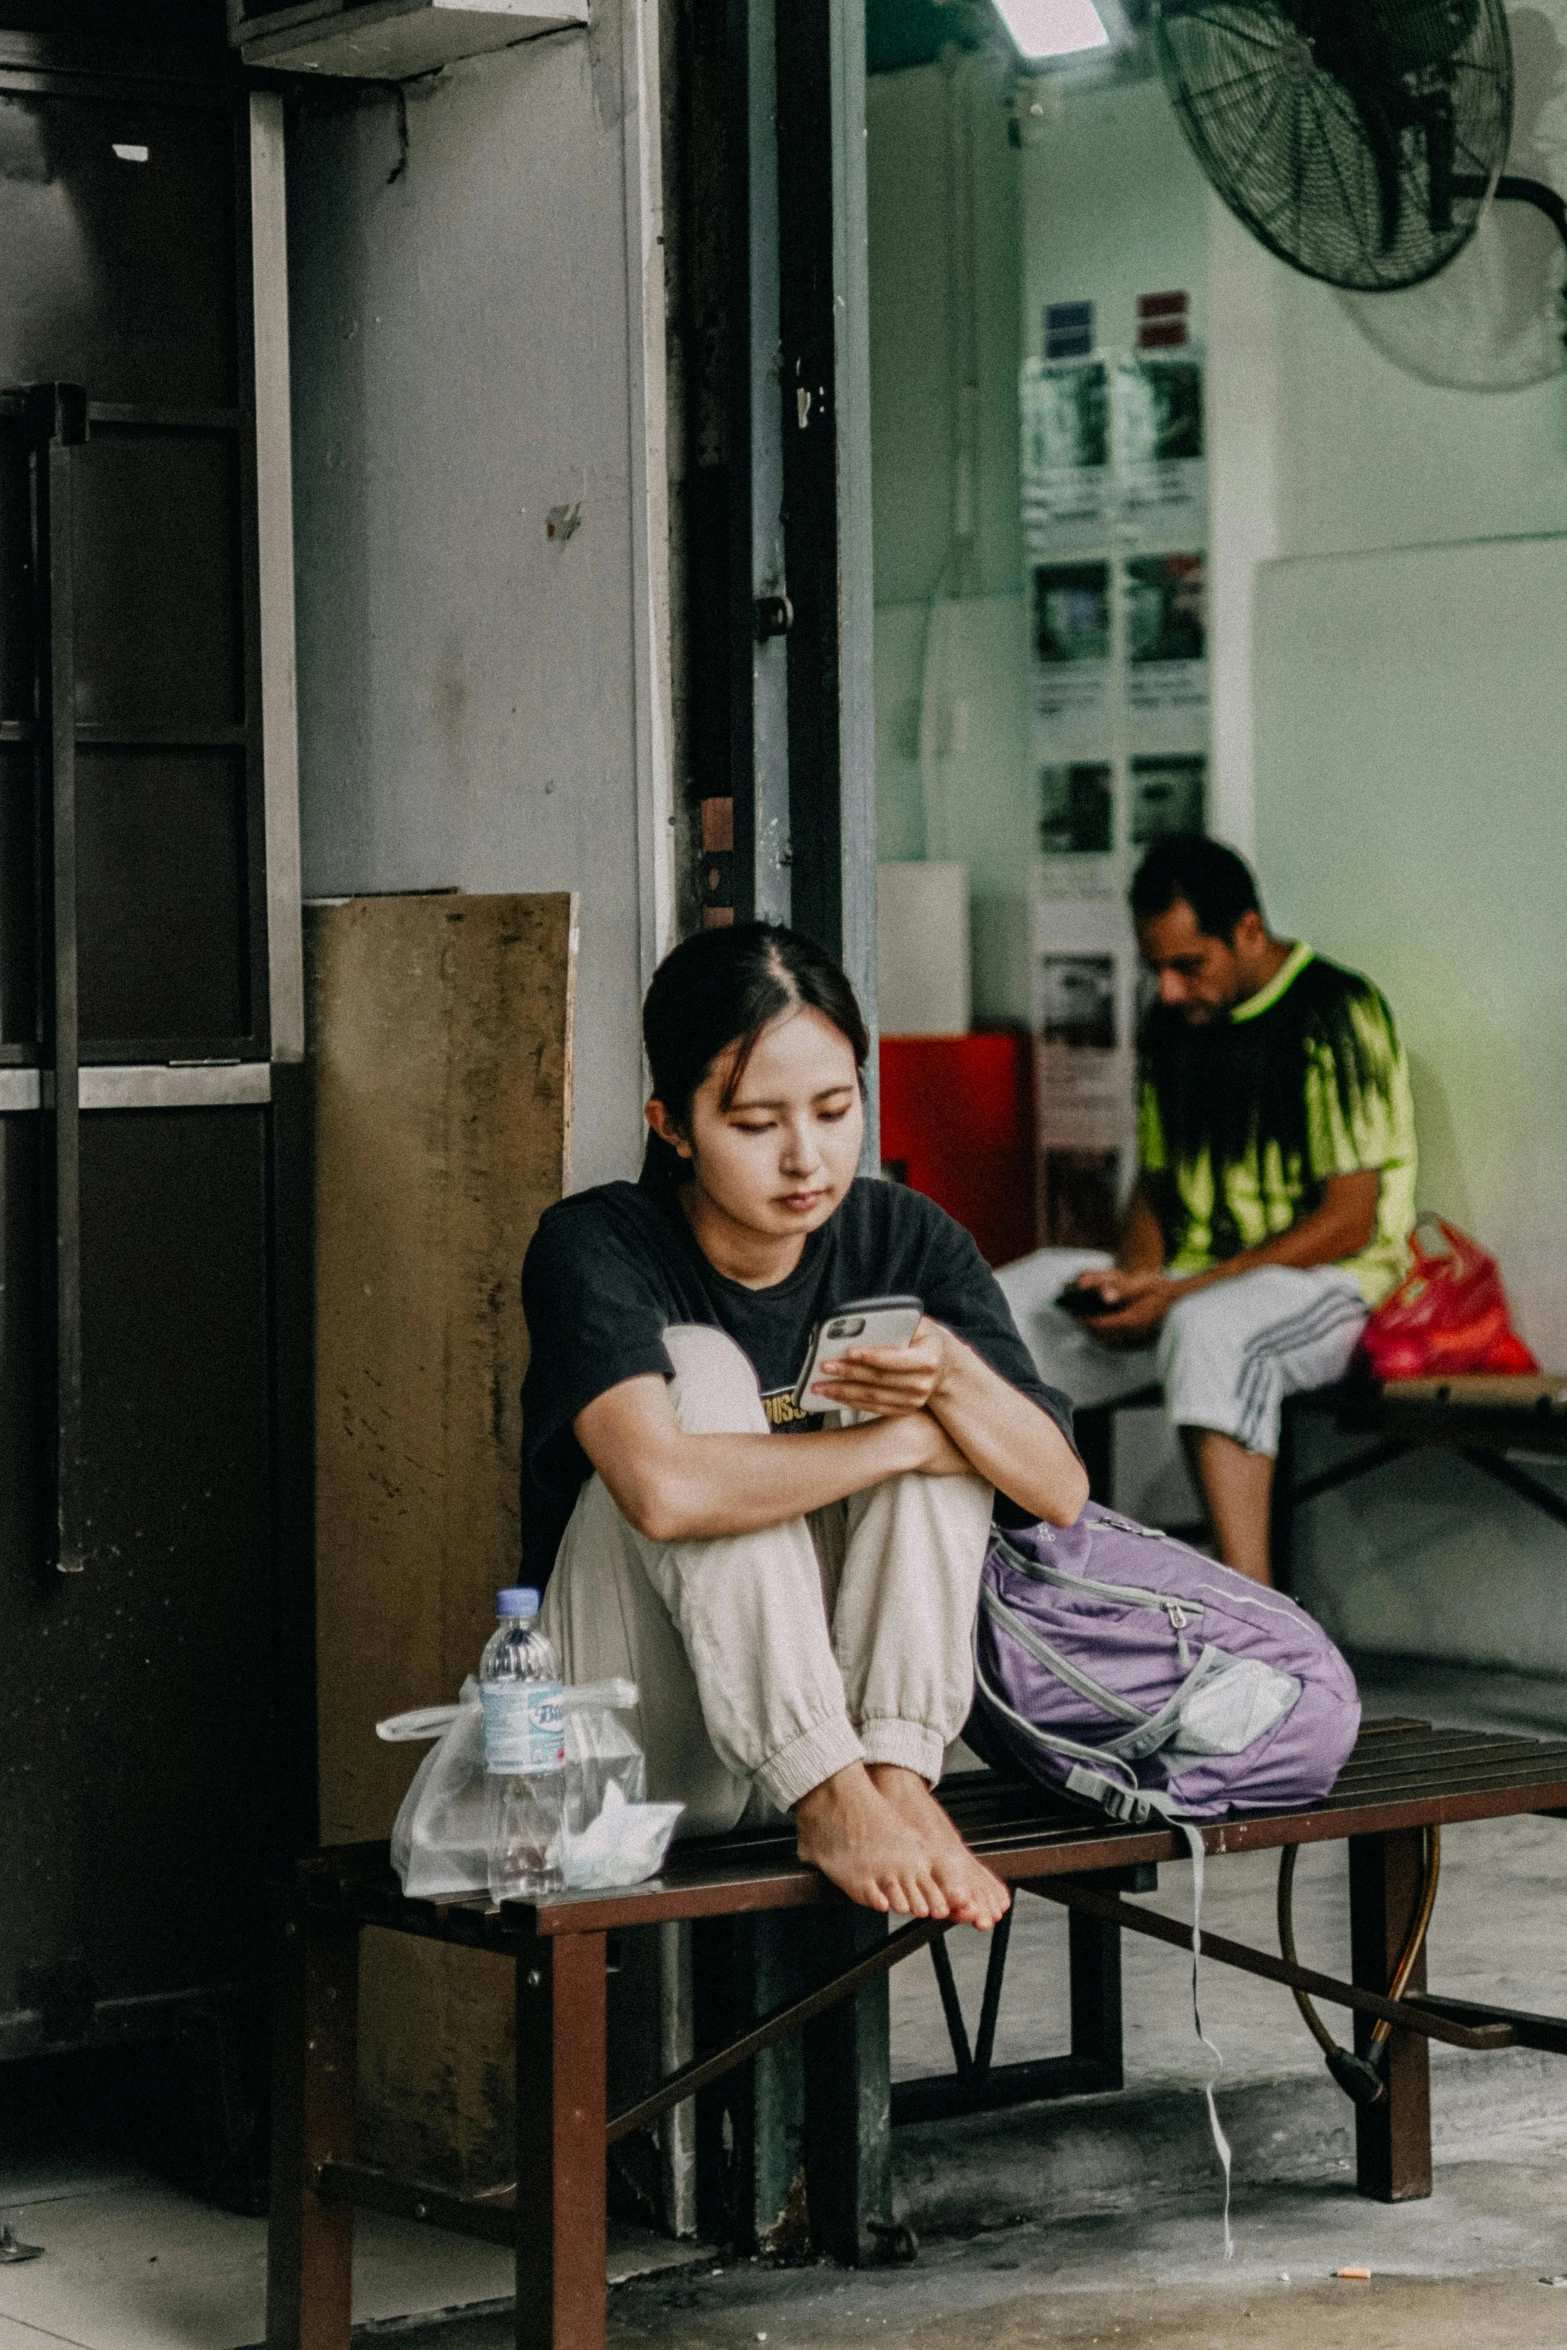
[295,1719,1567,1943]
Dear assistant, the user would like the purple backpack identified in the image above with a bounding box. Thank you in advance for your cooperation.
[975,1504,1360,1826]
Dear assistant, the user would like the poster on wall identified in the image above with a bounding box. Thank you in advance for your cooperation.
[1130,753,1206,842]
[1038,1145,1122,1250]
[1038,954,1116,1049]
[1033,944,1136,1150]
[1031,560,1111,747]
[1039,761,1113,859]
[1114,352,1207,546]
[1020,358,1111,555]
[1125,552,1209,732]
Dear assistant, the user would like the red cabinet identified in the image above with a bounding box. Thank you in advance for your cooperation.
[878,1032,1035,1269]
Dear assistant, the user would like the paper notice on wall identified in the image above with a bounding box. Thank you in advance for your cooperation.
[1130,753,1206,843]
[1036,760,1117,896]
[1038,760,1112,855]
[1114,352,1206,546]
[1031,926,1138,1155]
[1037,952,1117,1051]
[1034,993,1131,1150]
[1031,560,1111,748]
[1125,553,1208,732]
[1020,358,1111,555]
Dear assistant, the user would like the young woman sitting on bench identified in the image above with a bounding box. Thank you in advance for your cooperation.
[522,923,1087,1927]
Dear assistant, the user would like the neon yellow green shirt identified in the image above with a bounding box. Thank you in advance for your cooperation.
[1138,943,1417,1307]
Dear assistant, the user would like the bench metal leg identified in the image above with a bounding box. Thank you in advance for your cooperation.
[693,1913,809,2252]
[803,1908,892,2263]
[1349,1830,1432,2202]
[516,1933,608,2350]
[265,1904,360,2350]
[1068,1905,1123,2087]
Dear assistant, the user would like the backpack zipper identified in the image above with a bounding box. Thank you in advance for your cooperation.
[995,1533,1203,1666]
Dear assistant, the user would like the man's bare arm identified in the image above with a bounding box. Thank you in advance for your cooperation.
[1081,1170,1381,1343]
[1116,1177,1166,1273]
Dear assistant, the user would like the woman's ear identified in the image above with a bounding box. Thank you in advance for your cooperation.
[645,1098,694,1161]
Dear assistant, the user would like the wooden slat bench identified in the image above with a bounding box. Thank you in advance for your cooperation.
[266,1719,1567,2350]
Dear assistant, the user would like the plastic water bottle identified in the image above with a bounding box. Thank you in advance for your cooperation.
[480,1587,565,1901]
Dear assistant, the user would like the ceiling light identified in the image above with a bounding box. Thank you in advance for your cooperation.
[992,0,1111,60]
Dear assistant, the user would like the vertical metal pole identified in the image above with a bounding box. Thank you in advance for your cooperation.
[733,0,791,927]
[248,91,307,1066]
[775,0,877,1147]
[826,0,876,1069]
[47,432,81,1573]
[30,384,87,1574]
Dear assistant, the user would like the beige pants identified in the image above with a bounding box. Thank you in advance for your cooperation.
[541,1324,995,1837]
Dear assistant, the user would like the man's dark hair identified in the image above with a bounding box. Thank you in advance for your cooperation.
[1129,834,1263,943]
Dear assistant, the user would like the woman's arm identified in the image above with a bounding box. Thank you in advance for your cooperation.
[813,1323,1089,1527]
[574,1373,971,1544]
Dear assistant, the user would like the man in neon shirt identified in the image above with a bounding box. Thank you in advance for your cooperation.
[1061,835,1416,1585]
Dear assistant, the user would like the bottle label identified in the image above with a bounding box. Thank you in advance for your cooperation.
[481,1681,566,1775]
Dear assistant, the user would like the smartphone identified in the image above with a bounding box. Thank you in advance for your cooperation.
[1053,1282,1130,1319]
[793,1294,924,1411]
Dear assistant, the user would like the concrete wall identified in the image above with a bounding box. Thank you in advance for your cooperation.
[286,6,672,1192]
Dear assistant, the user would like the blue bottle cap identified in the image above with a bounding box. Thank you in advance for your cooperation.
[496,1586,541,1618]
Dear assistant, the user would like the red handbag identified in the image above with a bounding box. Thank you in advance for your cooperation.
[1359,1215,1539,1382]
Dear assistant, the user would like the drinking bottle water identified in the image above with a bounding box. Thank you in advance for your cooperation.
[480,1586,566,1900]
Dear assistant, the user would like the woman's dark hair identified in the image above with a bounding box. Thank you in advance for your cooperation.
[640,922,870,1189]
[1129,834,1263,943]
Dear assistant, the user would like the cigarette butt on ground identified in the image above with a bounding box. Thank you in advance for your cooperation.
[1336,2265,1372,2280]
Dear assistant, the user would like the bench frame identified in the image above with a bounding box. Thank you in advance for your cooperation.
[266,1721,1567,2350]
[1073,1375,1567,1596]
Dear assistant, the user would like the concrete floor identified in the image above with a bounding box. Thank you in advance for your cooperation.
[1,1657,1565,2350]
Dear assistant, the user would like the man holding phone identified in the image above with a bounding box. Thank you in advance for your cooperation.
[1020,836,1416,1586]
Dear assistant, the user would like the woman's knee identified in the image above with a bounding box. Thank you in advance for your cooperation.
[663,1323,771,1436]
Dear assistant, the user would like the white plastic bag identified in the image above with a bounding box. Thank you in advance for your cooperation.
[378,1676,683,1896]
[381,1678,487,1899]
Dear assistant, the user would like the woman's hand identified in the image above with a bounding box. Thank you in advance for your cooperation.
[809,1315,958,1418]
[898,1407,975,1478]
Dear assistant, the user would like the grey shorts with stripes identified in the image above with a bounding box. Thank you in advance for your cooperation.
[997,1253,1370,1462]
[1154,1264,1369,1457]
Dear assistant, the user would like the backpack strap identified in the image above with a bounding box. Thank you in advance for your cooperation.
[973,1628,1234,2255]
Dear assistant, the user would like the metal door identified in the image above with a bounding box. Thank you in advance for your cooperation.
[0,43,310,2106]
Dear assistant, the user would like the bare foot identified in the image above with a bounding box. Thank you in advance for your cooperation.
[793,1764,952,1920]
[867,1763,1012,1930]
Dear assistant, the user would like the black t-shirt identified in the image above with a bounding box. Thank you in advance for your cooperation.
[519,1174,1075,1582]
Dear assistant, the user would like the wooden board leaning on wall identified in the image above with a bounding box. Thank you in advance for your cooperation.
[307,890,577,2187]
